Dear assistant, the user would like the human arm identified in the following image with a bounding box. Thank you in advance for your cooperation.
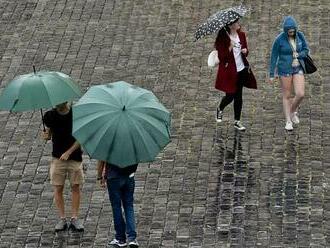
[96,160,106,188]
[269,37,280,79]
[59,141,80,160]
[41,128,52,140]
[42,111,52,140]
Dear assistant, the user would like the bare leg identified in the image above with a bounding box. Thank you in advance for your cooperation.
[54,185,65,218]
[291,74,305,113]
[71,184,81,219]
[281,76,294,122]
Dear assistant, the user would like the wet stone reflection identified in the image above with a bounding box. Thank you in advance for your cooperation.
[217,130,254,247]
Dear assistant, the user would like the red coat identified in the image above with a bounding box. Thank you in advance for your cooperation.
[215,31,257,94]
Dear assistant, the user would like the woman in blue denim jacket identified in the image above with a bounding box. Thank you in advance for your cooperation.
[269,16,310,131]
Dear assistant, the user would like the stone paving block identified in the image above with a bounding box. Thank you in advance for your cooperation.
[0,0,330,247]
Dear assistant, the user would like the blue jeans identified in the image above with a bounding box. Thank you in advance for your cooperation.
[107,176,136,242]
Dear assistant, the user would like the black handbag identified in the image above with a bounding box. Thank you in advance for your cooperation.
[289,34,317,74]
[302,54,317,74]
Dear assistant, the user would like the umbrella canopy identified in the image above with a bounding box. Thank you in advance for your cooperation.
[72,81,171,167]
[194,5,249,41]
[0,71,82,112]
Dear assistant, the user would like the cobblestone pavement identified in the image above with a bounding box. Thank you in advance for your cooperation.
[0,0,329,247]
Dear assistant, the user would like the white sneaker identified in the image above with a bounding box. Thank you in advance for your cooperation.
[291,112,300,124]
[285,121,293,131]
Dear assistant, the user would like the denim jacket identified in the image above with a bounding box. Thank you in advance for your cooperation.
[269,16,309,78]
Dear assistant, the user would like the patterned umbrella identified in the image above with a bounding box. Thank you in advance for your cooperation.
[194,5,249,41]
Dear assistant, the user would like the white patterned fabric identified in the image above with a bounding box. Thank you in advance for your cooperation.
[229,34,245,72]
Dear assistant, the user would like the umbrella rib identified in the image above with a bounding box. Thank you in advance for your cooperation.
[126,115,153,161]
[125,91,151,106]
[75,114,120,161]
[52,73,81,96]
[129,106,170,118]
[105,115,128,165]
[126,117,139,164]
[74,110,117,130]
[43,74,80,105]
[131,111,170,138]
[74,101,119,110]
[128,114,169,157]
[38,76,58,107]
[0,78,23,111]
[97,86,122,106]
[21,75,50,110]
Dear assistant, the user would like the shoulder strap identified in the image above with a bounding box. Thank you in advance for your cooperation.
[288,37,297,53]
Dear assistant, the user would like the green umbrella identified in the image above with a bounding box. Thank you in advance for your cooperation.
[72,81,171,167]
[0,69,82,112]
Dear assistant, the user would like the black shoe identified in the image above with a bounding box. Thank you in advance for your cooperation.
[216,108,223,122]
[55,218,68,232]
[69,218,84,232]
[234,121,246,131]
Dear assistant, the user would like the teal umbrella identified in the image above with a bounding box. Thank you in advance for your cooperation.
[72,81,171,167]
[0,67,82,130]
[0,68,82,112]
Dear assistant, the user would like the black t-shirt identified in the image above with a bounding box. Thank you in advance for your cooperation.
[106,163,138,179]
[44,108,82,161]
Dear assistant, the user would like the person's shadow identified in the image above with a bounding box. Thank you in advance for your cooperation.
[54,230,83,247]
[225,129,244,162]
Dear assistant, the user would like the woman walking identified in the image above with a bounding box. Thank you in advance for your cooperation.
[269,16,309,131]
[215,18,257,130]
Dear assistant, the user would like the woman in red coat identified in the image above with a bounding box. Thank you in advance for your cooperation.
[215,18,257,131]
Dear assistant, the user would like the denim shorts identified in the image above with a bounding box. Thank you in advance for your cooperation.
[279,66,304,77]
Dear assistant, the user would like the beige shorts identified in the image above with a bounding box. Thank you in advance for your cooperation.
[50,159,84,186]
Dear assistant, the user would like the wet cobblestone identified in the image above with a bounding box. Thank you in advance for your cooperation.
[0,0,329,247]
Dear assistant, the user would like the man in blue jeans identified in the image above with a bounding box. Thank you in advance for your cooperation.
[97,161,139,248]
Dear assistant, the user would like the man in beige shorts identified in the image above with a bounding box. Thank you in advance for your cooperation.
[42,102,84,232]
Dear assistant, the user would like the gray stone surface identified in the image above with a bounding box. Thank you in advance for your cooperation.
[0,0,329,247]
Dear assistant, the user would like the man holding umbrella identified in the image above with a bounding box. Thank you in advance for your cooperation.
[0,69,84,232]
[42,102,85,232]
[72,81,171,247]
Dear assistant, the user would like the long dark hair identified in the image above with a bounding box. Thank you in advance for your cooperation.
[215,26,230,48]
[214,18,240,48]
